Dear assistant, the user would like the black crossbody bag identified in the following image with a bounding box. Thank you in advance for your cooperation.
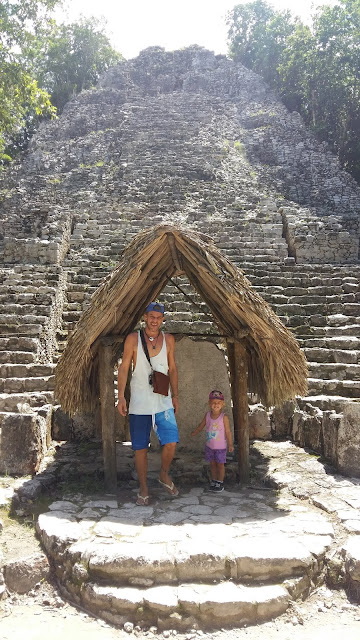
[140,330,170,396]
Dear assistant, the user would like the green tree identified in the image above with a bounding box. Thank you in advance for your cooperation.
[227,0,297,87]
[310,0,360,175]
[34,17,122,113]
[227,0,360,183]
[0,0,58,162]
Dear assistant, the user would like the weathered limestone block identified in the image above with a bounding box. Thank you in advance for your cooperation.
[342,536,360,601]
[271,401,297,437]
[3,553,49,594]
[235,537,313,581]
[322,410,340,467]
[52,406,73,440]
[337,403,360,476]
[174,337,233,452]
[71,411,99,439]
[0,412,48,475]
[3,239,63,265]
[248,404,271,440]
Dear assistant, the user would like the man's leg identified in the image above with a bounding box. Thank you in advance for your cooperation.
[130,414,151,502]
[134,448,149,498]
[159,442,178,495]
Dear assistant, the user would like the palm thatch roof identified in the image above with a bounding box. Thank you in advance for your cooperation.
[55,224,308,415]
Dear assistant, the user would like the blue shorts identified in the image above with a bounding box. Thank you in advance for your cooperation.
[129,409,179,451]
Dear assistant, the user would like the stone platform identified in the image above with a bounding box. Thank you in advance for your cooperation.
[26,440,360,630]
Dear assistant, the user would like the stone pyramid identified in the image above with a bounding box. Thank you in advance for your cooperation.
[0,45,359,476]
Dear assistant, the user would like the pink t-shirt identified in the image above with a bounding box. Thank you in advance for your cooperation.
[205,412,227,450]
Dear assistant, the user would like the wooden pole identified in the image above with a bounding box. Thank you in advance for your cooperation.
[233,341,249,484]
[98,343,117,491]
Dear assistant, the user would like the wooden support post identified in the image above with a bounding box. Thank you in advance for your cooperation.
[232,341,249,484]
[98,343,117,491]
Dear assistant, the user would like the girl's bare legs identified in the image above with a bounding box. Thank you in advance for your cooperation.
[216,462,225,482]
[210,460,217,481]
[210,461,225,481]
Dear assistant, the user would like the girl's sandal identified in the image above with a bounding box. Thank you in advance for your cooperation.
[136,494,149,506]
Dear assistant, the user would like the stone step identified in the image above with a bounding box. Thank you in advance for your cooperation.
[247,275,359,287]
[0,285,56,295]
[307,378,360,398]
[294,324,360,338]
[255,286,344,296]
[222,247,288,257]
[0,375,55,394]
[309,325,360,338]
[67,267,111,276]
[0,363,55,377]
[0,336,40,352]
[36,475,333,630]
[71,536,319,587]
[0,314,48,325]
[261,293,358,306]
[79,580,289,628]
[297,336,360,350]
[0,303,51,316]
[0,323,44,337]
[0,350,37,364]
[307,362,360,380]
[0,391,54,411]
[297,395,354,412]
[273,304,360,318]
[233,255,283,264]
[0,293,54,305]
[304,348,360,364]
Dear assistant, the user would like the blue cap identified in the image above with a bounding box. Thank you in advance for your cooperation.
[145,302,165,314]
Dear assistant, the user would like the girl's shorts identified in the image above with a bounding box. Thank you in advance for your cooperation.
[129,408,179,450]
[205,446,227,464]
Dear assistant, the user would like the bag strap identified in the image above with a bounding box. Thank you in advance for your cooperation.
[140,329,152,368]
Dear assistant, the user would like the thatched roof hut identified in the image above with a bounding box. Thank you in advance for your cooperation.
[55,224,308,416]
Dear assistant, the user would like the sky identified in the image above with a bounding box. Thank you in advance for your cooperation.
[56,0,338,60]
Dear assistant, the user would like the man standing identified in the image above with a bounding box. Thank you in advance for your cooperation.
[117,302,179,505]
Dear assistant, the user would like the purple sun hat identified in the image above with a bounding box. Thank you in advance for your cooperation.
[209,390,224,401]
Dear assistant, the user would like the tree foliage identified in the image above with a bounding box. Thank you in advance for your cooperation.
[227,0,298,86]
[0,0,58,160]
[33,17,122,113]
[227,0,360,183]
[0,4,122,164]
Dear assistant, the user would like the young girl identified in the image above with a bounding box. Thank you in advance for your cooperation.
[191,390,234,492]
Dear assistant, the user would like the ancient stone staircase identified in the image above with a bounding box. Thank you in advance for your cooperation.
[0,264,66,474]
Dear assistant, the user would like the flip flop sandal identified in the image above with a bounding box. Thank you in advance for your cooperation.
[158,479,179,496]
[136,494,149,506]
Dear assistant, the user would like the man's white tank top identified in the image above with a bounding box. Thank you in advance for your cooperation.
[129,331,173,415]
